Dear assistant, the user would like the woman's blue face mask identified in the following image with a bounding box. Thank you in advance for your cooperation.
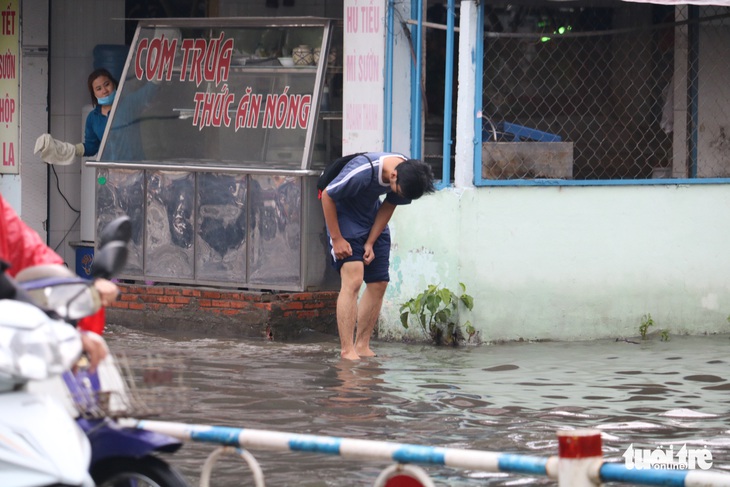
[97,90,116,106]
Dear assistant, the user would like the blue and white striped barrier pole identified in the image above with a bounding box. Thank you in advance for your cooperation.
[118,420,730,486]
[119,418,553,476]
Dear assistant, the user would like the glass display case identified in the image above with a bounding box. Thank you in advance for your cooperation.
[89,18,343,291]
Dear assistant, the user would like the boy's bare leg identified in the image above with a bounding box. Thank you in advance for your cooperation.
[337,262,364,360]
[354,280,388,357]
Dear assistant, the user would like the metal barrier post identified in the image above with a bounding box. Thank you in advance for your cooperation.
[373,464,436,487]
[557,429,603,487]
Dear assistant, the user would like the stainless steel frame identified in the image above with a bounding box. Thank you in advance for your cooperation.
[89,17,342,291]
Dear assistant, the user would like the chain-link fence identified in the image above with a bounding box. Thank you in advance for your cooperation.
[480,4,730,182]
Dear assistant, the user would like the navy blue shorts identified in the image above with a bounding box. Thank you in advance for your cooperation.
[329,232,391,283]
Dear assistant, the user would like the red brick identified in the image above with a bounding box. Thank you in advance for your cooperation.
[128,303,145,310]
[279,301,304,311]
[120,294,138,302]
[292,292,314,301]
[182,288,201,297]
[164,288,183,296]
[202,291,221,299]
[253,303,272,311]
[304,301,326,309]
[166,304,184,309]
[199,299,212,307]
[146,287,165,295]
[211,299,231,308]
[110,301,129,309]
[157,296,175,304]
[174,296,191,305]
[221,309,240,316]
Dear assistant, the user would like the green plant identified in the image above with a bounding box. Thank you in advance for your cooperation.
[660,329,670,342]
[399,283,475,345]
[639,313,654,339]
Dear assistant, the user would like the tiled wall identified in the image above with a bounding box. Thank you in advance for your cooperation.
[19,0,50,242]
[47,0,125,265]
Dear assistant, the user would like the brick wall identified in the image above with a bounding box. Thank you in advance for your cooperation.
[108,284,338,340]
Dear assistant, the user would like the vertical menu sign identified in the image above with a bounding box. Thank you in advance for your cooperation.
[0,2,18,174]
[343,0,385,152]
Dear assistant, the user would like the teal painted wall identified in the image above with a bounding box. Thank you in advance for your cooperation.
[379,184,730,342]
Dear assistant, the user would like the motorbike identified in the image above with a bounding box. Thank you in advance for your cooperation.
[0,255,101,485]
[12,216,191,487]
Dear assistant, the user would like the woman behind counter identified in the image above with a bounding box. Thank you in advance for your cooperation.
[80,68,118,158]
[35,67,153,164]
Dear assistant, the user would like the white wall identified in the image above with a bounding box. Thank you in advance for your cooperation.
[381,184,730,342]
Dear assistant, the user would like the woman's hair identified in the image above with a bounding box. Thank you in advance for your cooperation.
[396,159,436,200]
[87,68,118,107]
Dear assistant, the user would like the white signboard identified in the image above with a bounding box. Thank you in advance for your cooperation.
[342,0,385,153]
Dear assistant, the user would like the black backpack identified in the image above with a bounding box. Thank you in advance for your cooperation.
[316,152,374,199]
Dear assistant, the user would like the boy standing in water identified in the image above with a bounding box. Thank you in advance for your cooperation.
[320,152,435,360]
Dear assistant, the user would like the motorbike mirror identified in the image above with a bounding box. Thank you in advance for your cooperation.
[99,216,132,249]
[91,241,128,279]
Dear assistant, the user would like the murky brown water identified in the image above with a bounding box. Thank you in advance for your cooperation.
[105,325,730,486]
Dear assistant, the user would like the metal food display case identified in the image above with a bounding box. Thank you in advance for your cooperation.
[88,18,343,291]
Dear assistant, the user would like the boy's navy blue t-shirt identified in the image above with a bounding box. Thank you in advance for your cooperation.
[324,152,411,239]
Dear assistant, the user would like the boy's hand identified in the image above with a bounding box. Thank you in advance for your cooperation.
[363,242,375,265]
[332,236,352,260]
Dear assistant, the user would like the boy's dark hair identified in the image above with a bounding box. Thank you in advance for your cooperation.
[396,159,436,200]
[87,68,118,107]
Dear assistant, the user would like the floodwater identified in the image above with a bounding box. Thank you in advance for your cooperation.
[105,325,730,486]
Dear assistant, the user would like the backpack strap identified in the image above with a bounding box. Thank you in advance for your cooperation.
[317,153,376,200]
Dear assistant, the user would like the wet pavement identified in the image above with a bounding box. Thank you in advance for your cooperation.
[105,325,730,486]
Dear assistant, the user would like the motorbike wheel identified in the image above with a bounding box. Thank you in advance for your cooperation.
[91,455,191,487]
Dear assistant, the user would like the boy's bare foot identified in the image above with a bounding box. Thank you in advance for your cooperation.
[356,347,376,357]
[341,350,360,360]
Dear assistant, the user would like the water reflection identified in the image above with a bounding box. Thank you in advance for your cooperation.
[104,327,730,486]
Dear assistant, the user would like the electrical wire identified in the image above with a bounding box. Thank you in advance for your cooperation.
[53,212,81,253]
[49,163,81,253]
[50,164,80,213]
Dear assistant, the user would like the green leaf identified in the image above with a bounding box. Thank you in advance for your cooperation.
[438,288,453,305]
[459,282,466,293]
[460,294,474,310]
[434,309,451,324]
[426,294,440,314]
[465,321,475,336]
[400,311,410,329]
[414,294,425,313]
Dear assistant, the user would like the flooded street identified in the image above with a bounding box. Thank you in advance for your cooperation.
[105,325,730,486]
